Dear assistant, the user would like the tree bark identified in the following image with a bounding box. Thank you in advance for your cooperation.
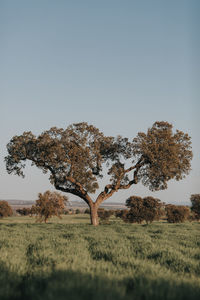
[90,203,99,226]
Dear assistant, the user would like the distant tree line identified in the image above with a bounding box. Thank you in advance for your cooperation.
[98,194,200,224]
[114,194,200,224]
[1,193,200,225]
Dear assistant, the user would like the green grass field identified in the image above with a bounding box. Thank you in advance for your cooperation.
[0,215,200,300]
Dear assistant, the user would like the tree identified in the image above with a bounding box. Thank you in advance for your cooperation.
[115,209,129,222]
[142,197,163,223]
[16,207,32,216]
[0,201,13,218]
[125,196,145,224]
[190,194,200,220]
[165,205,190,223]
[125,196,163,224]
[31,190,68,223]
[5,121,193,226]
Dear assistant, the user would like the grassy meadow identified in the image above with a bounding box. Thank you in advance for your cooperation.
[0,215,200,300]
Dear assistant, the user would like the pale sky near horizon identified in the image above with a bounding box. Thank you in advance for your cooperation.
[1,0,199,205]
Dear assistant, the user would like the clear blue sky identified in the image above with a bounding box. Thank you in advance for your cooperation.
[1,0,199,205]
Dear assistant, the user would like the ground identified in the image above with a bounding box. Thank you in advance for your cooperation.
[0,215,199,300]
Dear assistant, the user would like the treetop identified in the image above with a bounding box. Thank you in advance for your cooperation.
[5,121,193,203]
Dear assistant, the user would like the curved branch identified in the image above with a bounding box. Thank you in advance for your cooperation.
[95,157,145,205]
[46,165,94,206]
[54,181,93,206]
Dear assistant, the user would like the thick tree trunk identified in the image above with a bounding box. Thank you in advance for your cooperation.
[90,203,99,226]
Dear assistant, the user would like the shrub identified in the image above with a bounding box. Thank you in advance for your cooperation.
[97,208,114,224]
[190,194,200,221]
[165,205,190,223]
[84,208,90,214]
[75,209,81,214]
[115,209,129,222]
[142,197,163,223]
[31,190,68,223]
[125,196,144,224]
[0,201,13,218]
[16,207,31,216]
[125,196,163,224]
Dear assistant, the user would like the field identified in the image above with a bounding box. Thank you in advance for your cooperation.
[0,215,200,300]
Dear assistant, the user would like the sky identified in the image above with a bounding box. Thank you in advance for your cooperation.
[1,0,199,205]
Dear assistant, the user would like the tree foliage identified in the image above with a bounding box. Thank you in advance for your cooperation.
[125,196,163,224]
[16,207,31,216]
[31,190,68,223]
[125,196,144,224]
[0,201,13,218]
[190,194,200,220]
[132,122,192,191]
[165,205,190,223]
[5,121,193,225]
[115,209,129,222]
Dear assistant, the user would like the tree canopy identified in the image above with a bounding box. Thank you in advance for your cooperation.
[165,204,190,223]
[31,190,68,223]
[5,121,193,225]
[190,194,200,220]
[0,201,13,218]
[125,196,163,224]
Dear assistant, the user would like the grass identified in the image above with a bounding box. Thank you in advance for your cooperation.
[0,214,90,224]
[0,215,200,300]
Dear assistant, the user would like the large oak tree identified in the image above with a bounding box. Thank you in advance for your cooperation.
[5,121,192,225]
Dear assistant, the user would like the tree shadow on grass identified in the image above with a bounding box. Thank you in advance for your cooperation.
[0,262,200,300]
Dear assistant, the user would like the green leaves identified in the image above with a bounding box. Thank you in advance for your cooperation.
[132,121,193,191]
[5,121,193,202]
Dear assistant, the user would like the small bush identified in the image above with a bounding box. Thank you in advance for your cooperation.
[97,208,114,224]
[75,209,81,214]
[124,196,163,224]
[16,207,31,216]
[0,201,13,218]
[84,208,90,214]
[165,205,190,223]
[115,209,129,222]
[31,190,68,223]
[190,194,200,221]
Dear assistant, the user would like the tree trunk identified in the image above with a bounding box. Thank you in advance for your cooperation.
[90,203,99,226]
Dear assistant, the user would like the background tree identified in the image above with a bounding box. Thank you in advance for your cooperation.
[125,196,144,224]
[31,190,68,223]
[142,197,163,223]
[125,196,163,224]
[5,121,193,226]
[16,207,31,216]
[190,194,200,221]
[115,209,129,222]
[0,201,13,218]
[165,205,190,223]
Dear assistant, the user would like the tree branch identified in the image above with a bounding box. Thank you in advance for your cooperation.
[95,158,145,205]
[54,181,93,206]
[46,165,94,206]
